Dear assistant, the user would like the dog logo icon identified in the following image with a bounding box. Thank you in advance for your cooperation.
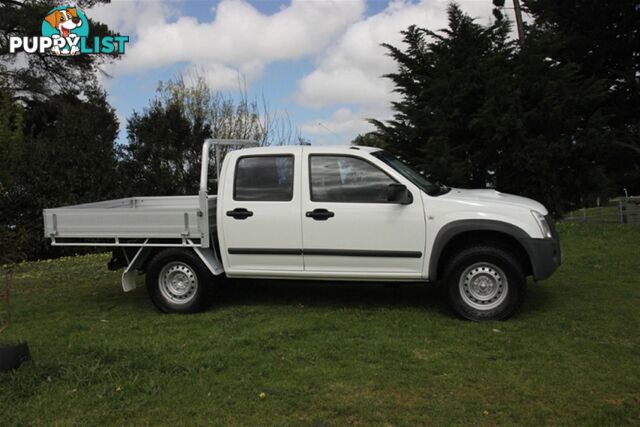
[9,5,127,56]
[42,6,89,56]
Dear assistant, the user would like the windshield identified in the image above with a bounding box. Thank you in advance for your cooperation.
[371,151,449,196]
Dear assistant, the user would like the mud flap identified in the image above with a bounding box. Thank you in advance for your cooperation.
[121,247,152,292]
[193,245,224,275]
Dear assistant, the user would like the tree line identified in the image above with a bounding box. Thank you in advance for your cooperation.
[357,1,639,217]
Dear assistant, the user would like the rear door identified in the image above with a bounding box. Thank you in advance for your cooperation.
[301,150,426,278]
[219,149,303,273]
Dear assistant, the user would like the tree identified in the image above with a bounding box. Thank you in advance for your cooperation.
[370,4,610,216]
[523,0,640,193]
[488,26,610,214]
[0,80,23,188]
[351,132,386,148]
[0,81,25,266]
[0,88,120,259]
[121,75,296,196]
[370,6,516,188]
[0,1,124,260]
[121,97,210,196]
[161,74,296,146]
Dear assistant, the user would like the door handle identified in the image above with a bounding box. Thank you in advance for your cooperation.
[305,208,335,221]
[226,208,253,220]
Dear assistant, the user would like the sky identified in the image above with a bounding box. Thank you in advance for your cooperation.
[88,0,520,145]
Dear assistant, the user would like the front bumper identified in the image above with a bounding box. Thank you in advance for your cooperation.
[520,215,561,280]
[522,238,561,280]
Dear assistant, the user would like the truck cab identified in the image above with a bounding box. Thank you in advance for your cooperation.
[214,145,560,321]
[45,141,561,320]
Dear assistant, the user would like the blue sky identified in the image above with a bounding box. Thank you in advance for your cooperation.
[89,0,505,145]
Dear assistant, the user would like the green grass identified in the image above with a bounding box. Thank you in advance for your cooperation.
[1,223,639,425]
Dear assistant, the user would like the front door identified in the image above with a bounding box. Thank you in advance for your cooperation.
[220,151,303,273]
[301,152,426,278]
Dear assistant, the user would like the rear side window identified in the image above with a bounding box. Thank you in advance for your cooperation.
[310,155,395,203]
[234,155,294,201]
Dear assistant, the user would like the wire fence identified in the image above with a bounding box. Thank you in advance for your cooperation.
[620,197,640,224]
[563,197,640,224]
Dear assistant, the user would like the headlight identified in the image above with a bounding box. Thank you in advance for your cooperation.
[531,210,552,239]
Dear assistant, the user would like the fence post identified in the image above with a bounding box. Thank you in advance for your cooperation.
[619,199,623,224]
[620,199,628,224]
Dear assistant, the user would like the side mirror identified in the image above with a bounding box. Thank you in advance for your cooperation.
[387,183,412,204]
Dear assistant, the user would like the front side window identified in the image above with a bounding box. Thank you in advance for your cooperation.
[310,155,395,203]
[234,155,294,201]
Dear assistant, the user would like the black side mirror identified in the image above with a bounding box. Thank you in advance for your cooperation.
[387,183,413,204]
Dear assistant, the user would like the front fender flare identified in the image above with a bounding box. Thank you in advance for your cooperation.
[428,219,531,281]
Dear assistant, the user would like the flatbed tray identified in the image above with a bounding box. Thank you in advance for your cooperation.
[43,195,217,245]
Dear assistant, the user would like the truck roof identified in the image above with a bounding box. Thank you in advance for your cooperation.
[230,145,383,156]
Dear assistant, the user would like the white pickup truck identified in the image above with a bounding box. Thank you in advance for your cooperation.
[44,140,561,320]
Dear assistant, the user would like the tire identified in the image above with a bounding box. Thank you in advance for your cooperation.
[442,245,526,321]
[0,342,31,372]
[145,249,214,314]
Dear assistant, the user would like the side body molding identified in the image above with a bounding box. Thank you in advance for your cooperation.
[428,219,531,281]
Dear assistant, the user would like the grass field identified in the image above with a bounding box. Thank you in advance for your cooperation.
[1,223,639,425]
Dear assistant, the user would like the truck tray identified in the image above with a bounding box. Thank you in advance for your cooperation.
[43,195,217,247]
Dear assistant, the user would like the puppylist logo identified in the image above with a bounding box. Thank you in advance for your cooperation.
[9,5,128,56]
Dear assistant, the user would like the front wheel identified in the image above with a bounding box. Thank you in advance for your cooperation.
[145,249,214,314]
[443,246,526,321]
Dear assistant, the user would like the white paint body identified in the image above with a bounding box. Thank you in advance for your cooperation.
[217,146,548,281]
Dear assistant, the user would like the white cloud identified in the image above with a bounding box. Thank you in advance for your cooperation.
[89,0,176,36]
[301,107,374,136]
[300,106,393,145]
[295,0,496,109]
[91,0,365,90]
[182,61,263,91]
[297,67,396,108]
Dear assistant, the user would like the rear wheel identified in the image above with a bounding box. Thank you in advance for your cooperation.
[145,249,214,313]
[443,245,526,321]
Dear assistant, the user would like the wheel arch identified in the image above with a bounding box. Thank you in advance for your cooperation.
[116,246,223,293]
[137,247,223,276]
[429,220,533,281]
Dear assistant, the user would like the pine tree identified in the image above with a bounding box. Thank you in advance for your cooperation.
[371,5,515,188]
[524,0,640,193]
[370,4,610,216]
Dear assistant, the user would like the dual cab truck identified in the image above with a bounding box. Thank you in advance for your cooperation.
[44,140,561,320]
